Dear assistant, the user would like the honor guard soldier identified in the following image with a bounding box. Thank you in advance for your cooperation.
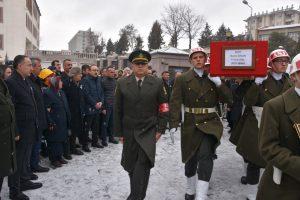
[114,50,169,200]
[256,53,300,200]
[232,48,293,200]
[169,47,233,200]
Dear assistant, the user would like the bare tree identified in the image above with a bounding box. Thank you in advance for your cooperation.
[161,4,185,48]
[120,24,138,51]
[181,5,205,49]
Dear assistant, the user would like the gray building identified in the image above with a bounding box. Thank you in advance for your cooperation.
[68,28,99,53]
[245,5,300,41]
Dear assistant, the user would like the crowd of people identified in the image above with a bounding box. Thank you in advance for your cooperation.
[0,46,299,200]
[0,56,151,200]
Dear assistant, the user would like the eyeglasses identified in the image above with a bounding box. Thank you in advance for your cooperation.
[274,59,289,64]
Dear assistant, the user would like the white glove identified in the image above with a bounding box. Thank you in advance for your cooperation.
[255,76,267,85]
[170,128,177,133]
[208,75,222,87]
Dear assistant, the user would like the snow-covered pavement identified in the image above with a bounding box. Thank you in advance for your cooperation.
[1,124,255,200]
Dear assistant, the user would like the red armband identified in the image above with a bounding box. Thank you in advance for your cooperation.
[159,103,169,113]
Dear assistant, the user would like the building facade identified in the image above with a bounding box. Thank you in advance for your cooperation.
[68,28,99,53]
[26,50,99,69]
[0,0,41,61]
[245,5,300,41]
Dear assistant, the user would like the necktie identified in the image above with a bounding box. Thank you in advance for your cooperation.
[138,79,142,90]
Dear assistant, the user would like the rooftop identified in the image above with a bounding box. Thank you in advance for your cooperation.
[150,46,189,55]
[258,23,300,31]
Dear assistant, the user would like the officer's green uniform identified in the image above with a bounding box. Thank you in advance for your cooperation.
[169,69,233,181]
[232,73,293,184]
[0,78,17,190]
[256,88,300,200]
[114,50,168,200]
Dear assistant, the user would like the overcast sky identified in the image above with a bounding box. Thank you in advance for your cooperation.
[37,0,299,51]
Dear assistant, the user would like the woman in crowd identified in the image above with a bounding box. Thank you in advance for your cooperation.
[43,76,71,168]
[63,67,85,156]
[0,64,13,80]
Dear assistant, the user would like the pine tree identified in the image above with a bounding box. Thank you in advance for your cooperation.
[198,22,213,48]
[115,33,129,55]
[148,20,164,51]
[106,38,115,55]
[135,35,144,50]
[213,23,227,41]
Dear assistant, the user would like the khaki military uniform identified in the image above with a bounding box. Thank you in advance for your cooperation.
[114,74,168,199]
[170,69,232,181]
[0,79,17,177]
[256,88,300,200]
[234,74,293,167]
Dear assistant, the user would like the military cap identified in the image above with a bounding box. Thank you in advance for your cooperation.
[128,50,151,64]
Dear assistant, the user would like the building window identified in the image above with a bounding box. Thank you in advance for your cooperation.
[33,3,38,20]
[26,14,32,33]
[26,0,32,15]
[258,34,269,41]
[288,32,300,42]
[0,34,3,50]
[0,7,3,23]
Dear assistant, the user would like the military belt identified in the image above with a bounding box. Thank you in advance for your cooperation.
[184,107,217,114]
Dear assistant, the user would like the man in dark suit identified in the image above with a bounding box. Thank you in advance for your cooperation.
[29,57,50,173]
[114,50,169,200]
[6,55,42,200]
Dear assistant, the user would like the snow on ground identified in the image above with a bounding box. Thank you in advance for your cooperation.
[1,121,255,200]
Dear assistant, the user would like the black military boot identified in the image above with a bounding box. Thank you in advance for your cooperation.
[20,180,42,191]
[185,193,195,200]
[9,192,30,200]
[82,145,91,152]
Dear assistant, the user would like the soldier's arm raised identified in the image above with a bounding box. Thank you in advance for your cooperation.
[113,80,123,137]
[169,75,183,129]
[259,100,300,182]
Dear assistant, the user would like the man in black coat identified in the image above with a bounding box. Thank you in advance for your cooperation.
[81,65,105,151]
[101,66,118,146]
[61,59,73,160]
[0,69,18,199]
[29,57,50,173]
[6,55,42,200]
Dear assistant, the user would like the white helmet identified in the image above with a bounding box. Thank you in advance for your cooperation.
[289,53,300,76]
[269,49,290,65]
[189,47,207,59]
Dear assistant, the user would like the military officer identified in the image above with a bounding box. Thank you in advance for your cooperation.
[256,53,300,200]
[114,50,169,200]
[0,65,19,199]
[169,47,233,200]
[233,49,293,200]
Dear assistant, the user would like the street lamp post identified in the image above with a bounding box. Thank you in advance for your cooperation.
[242,0,253,40]
[242,0,253,16]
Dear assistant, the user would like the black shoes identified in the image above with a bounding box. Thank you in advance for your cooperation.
[9,192,30,200]
[185,194,195,200]
[241,176,248,185]
[59,158,68,164]
[20,180,43,191]
[30,173,38,181]
[92,143,104,148]
[63,154,72,160]
[31,165,50,173]
[101,141,108,147]
[109,137,119,144]
[82,145,91,152]
[51,161,62,168]
[71,148,84,155]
